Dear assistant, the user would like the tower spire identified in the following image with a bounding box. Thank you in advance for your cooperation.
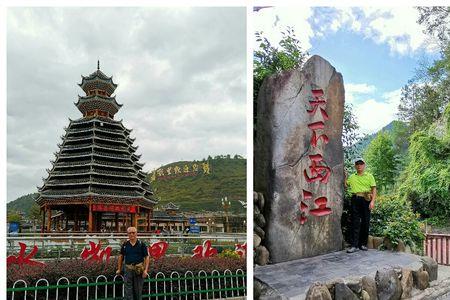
[97,60,100,70]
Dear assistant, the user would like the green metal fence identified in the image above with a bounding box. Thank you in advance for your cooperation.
[8,269,246,299]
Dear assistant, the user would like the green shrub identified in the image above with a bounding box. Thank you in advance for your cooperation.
[398,127,450,220]
[7,256,246,286]
[218,249,240,259]
[370,195,424,249]
[425,215,450,228]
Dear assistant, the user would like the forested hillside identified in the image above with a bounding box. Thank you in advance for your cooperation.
[150,155,246,213]
[7,193,38,217]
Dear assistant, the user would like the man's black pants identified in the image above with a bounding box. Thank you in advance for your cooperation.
[124,268,144,300]
[350,195,371,248]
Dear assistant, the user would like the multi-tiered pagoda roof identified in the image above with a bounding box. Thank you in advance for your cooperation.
[37,64,157,210]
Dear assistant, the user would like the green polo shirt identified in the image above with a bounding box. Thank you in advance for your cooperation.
[347,172,376,194]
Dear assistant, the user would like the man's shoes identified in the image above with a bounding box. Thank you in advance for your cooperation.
[346,247,359,253]
[360,246,368,251]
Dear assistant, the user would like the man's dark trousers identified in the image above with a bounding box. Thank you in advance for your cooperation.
[350,195,371,248]
[124,268,144,300]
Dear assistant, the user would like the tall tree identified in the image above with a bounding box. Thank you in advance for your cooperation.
[389,121,411,173]
[7,212,22,223]
[364,131,398,193]
[390,120,411,153]
[398,111,450,220]
[398,7,450,131]
[343,103,363,171]
[417,7,450,45]
[29,203,41,231]
[398,82,444,131]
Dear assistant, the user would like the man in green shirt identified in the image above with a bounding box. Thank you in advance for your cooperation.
[344,158,377,253]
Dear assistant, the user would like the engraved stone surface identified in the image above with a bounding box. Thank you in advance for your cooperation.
[255,55,345,262]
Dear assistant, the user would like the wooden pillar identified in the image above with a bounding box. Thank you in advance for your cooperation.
[65,214,68,231]
[147,209,151,232]
[115,213,119,232]
[46,206,52,232]
[88,204,93,232]
[128,213,131,228]
[95,212,99,232]
[41,207,46,233]
[132,212,137,228]
[98,212,102,232]
[74,211,79,231]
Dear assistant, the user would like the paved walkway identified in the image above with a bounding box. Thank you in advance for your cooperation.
[254,249,423,299]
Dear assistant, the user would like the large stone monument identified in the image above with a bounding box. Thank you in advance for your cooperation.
[254,55,345,263]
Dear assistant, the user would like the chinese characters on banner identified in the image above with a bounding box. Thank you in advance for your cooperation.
[80,241,112,263]
[7,242,45,267]
[299,89,332,225]
[92,204,136,213]
[150,161,211,182]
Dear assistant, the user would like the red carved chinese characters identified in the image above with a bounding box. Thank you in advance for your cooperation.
[308,122,329,147]
[309,197,332,216]
[148,241,169,260]
[308,90,329,120]
[7,242,45,267]
[80,241,112,263]
[192,240,217,258]
[303,154,331,184]
[300,89,332,224]
[235,243,247,258]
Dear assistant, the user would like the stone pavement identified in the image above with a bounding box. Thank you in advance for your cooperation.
[413,265,450,299]
[436,292,450,300]
[254,249,423,299]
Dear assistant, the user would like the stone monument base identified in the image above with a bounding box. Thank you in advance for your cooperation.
[254,250,444,300]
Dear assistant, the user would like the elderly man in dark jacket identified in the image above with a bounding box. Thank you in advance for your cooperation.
[116,227,149,300]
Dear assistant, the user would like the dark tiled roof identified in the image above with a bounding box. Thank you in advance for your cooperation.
[37,67,156,209]
[152,210,185,222]
[79,69,118,96]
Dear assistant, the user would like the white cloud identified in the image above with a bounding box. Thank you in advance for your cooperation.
[313,7,439,56]
[254,7,440,56]
[253,7,314,51]
[353,88,402,134]
[346,83,376,94]
[345,83,376,104]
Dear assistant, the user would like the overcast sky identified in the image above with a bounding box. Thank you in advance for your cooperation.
[7,7,247,202]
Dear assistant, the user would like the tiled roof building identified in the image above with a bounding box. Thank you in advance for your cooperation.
[37,63,157,232]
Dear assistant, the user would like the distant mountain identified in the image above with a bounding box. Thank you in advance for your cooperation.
[357,121,397,152]
[7,193,38,217]
[8,155,246,217]
[150,155,246,213]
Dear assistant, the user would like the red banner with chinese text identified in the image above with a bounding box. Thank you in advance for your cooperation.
[92,204,136,213]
